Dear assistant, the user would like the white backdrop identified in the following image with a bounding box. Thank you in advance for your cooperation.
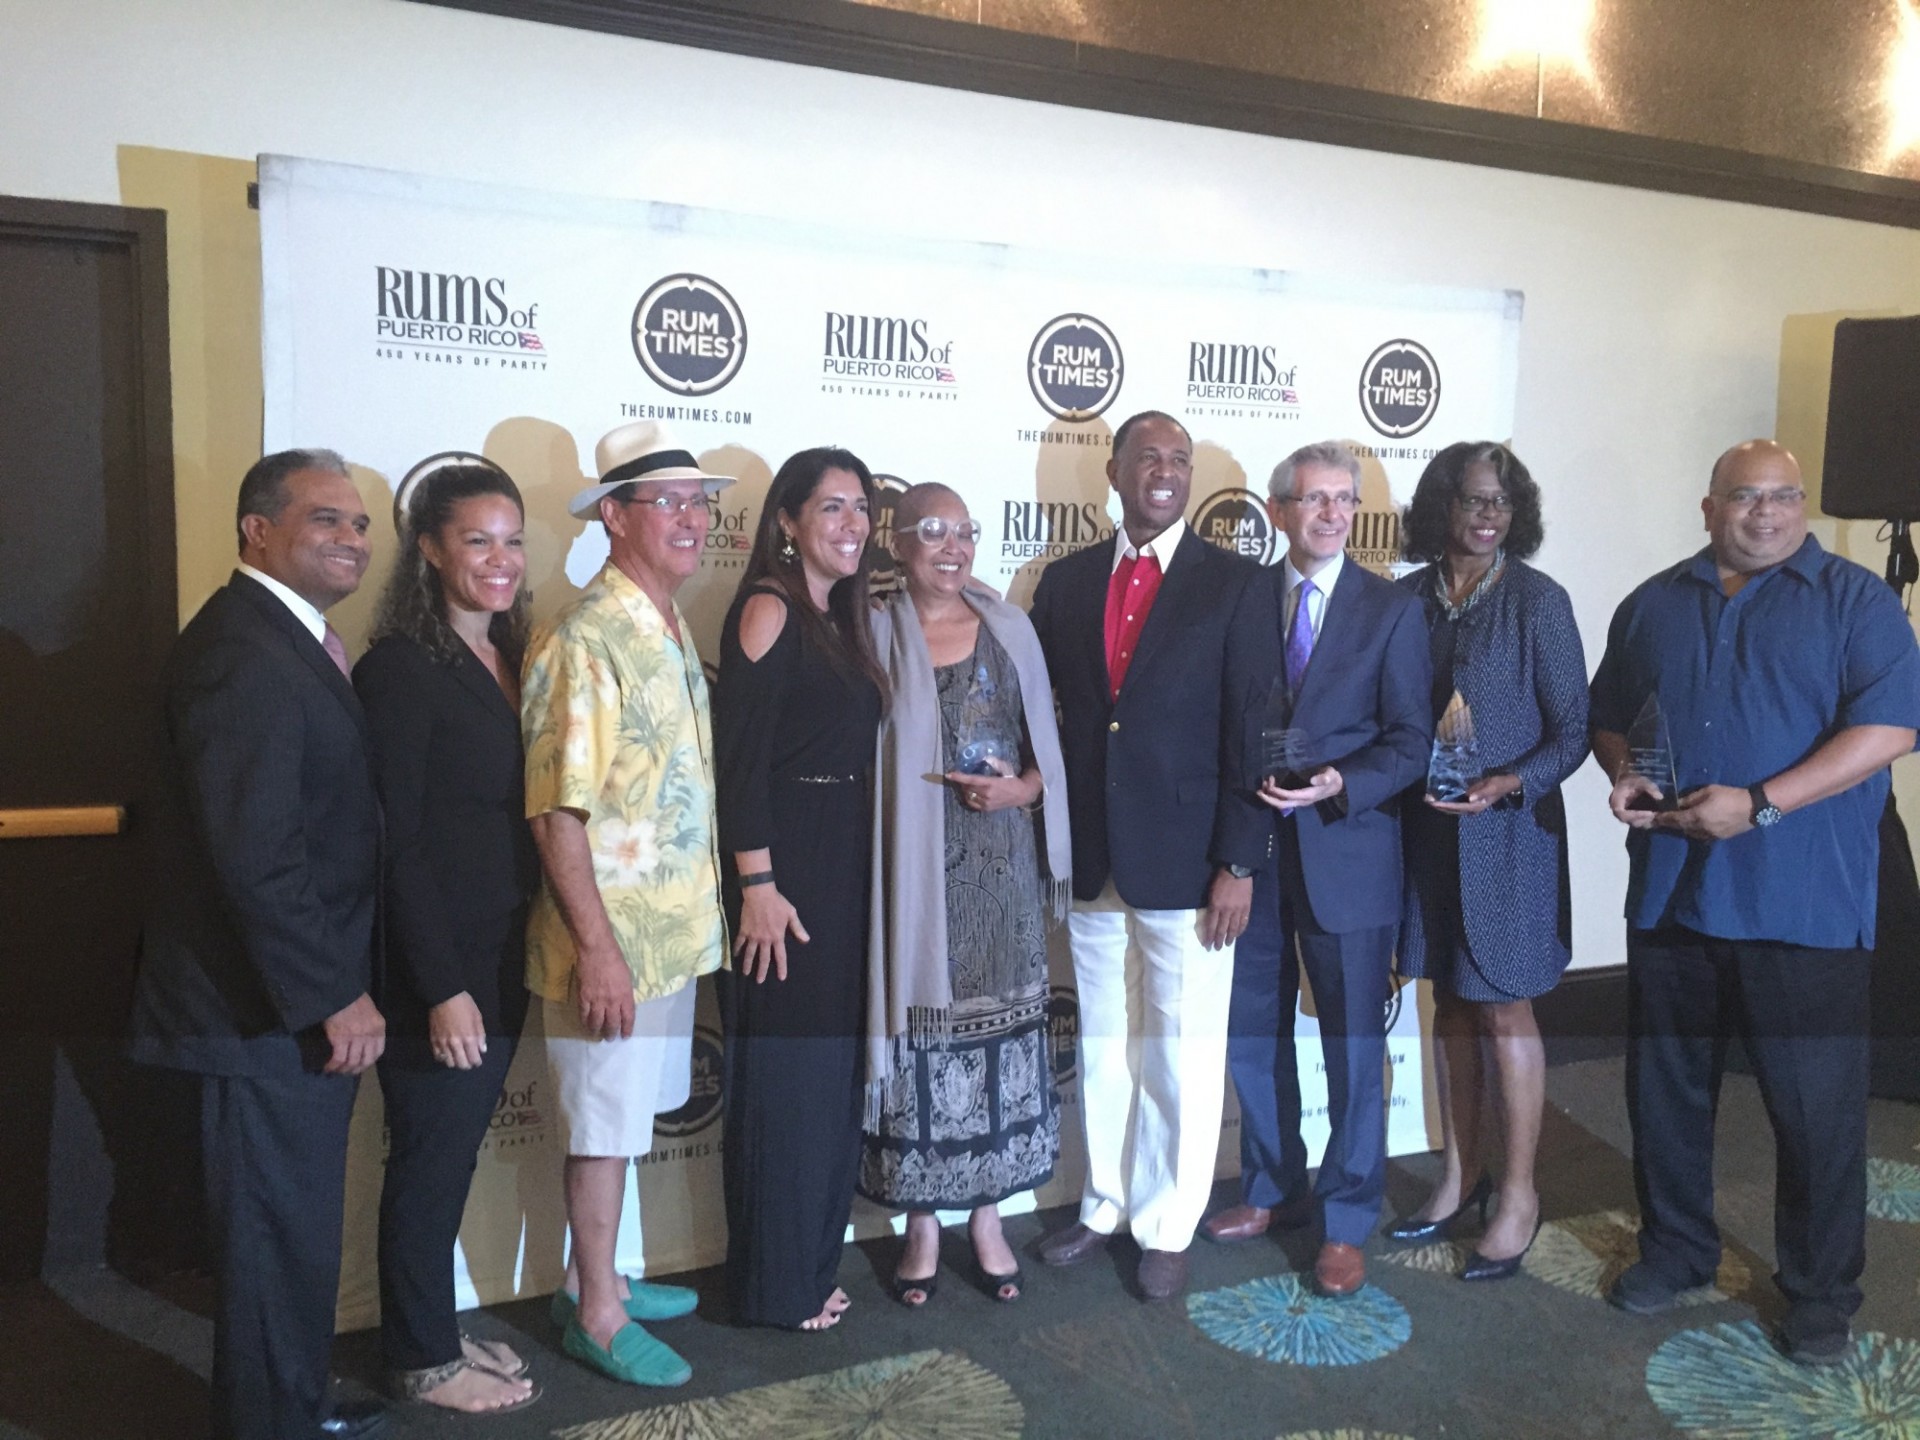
[260,155,1520,1327]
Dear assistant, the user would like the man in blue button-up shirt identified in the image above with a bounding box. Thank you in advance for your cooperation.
[1590,438,1920,1366]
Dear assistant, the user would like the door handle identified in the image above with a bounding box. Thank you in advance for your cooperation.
[0,806,127,839]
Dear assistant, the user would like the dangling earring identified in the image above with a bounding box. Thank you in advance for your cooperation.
[780,531,797,562]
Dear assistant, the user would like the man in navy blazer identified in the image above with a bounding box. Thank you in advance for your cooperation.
[129,450,389,1440]
[1028,410,1280,1301]
[1202,441,1431,1301]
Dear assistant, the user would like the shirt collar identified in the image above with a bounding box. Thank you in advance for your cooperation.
[1111,517,1188,574]
[237,562,327,642]
[1282,549,1345,596]
[599,560,683,648]
[1682,533,1823,590]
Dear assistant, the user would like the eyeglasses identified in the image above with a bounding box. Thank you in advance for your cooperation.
[1721,486,1806,509]
[908,517,982,545]
[1277,490,1359,513]
[627,493,714,518]
[1454,493,1514,515]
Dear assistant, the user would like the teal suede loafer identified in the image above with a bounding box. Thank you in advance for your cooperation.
[560,1319,692,1388]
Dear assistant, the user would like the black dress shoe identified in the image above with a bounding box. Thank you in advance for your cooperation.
[1385,1174,1492,1243]
[1461,1218,1542,1282]
[319,1399,390,1438]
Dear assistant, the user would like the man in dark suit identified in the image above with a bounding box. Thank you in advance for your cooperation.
[1028,410,1279,1301]
[129,449,388,1440]
[1202,442,1430,1300]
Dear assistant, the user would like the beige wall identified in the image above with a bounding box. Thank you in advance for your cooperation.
[7,0,1920,967]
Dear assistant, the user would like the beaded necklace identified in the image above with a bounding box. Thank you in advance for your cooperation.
[1435,548,1506,621]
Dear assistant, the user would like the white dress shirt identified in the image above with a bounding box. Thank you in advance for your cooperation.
[237,562,327,643]
[1281,549,1345,644]
[1109,516,1189,575]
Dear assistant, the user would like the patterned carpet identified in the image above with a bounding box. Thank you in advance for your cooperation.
[4,1059,1917,1439]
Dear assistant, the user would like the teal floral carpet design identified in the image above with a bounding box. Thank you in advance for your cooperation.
[552,1349,1022,1440]
[1187,1274,1411,1367]
[1645,1321,1920,1439]
[1868,1158,1920,1223]
[1273,1432,1416,1440]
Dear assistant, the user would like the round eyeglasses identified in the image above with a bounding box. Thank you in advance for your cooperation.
[908,516,982,545]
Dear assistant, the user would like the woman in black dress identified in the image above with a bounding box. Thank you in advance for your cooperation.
[1386,442,1588,1281]
[715,447,887,1331]
[353,462,541,1412]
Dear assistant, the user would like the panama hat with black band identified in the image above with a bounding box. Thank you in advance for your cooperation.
[567,420,735,519]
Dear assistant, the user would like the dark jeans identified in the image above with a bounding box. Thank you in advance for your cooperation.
[201,1069,358,1440]
[1626,924,1871,1322]
[376,1038,516,1371]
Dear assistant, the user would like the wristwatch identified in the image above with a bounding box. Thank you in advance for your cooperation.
[1748,783,1784,828]
[1223,863,1255,879]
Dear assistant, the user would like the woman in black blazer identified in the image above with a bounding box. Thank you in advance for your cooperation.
[353,462,541,1414]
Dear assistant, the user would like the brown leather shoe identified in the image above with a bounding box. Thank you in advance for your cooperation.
[1202,1205,1272,1243]
[1037,1223,1108,1268]
[1313,1241,1366,1298]
[1137,1248,1190,1301]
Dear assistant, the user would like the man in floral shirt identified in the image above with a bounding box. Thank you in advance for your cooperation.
[522,422,731,1388]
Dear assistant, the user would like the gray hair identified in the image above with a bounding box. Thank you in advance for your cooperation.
[235,448,351,552]
[1268,442,1362,500]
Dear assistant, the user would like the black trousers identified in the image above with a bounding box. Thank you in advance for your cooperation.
[1625,924,1872,1321]
[201,1069,358,1440]
[375,1038,515,1372]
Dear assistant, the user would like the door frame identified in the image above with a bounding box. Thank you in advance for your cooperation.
[0,196,177,652]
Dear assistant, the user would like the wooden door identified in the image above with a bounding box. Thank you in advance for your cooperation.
[0,196,186,1281]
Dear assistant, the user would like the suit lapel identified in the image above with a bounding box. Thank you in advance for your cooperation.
[1292,560,1362,709]
[1072,543,1113,705]
[451,643,520,735]
[228,574,367,732]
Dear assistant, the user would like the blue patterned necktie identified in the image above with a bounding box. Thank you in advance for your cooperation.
[1286,578,1316,693]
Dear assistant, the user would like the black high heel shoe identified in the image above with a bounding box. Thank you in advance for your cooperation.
[889,1268,939,1307]
[1384,1173,1493,1243]
[1461,1216,1543,1282]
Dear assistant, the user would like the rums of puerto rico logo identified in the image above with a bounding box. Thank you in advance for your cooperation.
[632,274,747,396]
[373,266,549,371]
[1358,339,1441,437]
[482,1080,548,1153]
[1027,313,1124,422]
[820,312,958,403]
[1046,985,1080,1087]
[653,1024,725,1138]
[1193,488,1280,567]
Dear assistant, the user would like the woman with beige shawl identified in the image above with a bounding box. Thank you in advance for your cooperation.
[859,483,1072,1306]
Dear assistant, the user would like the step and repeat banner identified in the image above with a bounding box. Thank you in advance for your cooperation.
[259,155,1522,1330]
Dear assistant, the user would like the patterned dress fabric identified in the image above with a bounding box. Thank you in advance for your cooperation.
[1396,559,1590,1003]
[858,625,1059,1209]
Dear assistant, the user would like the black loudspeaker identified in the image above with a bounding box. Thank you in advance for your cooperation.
[1821,315,1920,520]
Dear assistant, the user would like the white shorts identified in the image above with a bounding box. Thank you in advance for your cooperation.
[542,983,696,1157]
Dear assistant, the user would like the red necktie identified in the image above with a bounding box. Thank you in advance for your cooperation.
[322,623,351,678]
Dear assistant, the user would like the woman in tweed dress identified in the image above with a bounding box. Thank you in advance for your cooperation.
[1386,442,1590,1280]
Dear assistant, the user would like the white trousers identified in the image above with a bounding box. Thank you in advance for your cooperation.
[1067,882,1233,1253]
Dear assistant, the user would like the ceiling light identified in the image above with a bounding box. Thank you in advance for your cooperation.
[1476,0,1597,72]
[1887,1,1920,162]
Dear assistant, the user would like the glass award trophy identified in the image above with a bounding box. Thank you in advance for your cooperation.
[953,661,1017,776]
[1255,677,1316,788]
[1625,692,1679,811]
[1427,690,1480,803]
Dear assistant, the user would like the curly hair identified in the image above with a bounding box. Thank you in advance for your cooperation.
[737,446,889,704]
[1401,441,1545,563]
[370,462,531,671]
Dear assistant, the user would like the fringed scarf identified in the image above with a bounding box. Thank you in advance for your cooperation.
[864,588,1072,1127]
